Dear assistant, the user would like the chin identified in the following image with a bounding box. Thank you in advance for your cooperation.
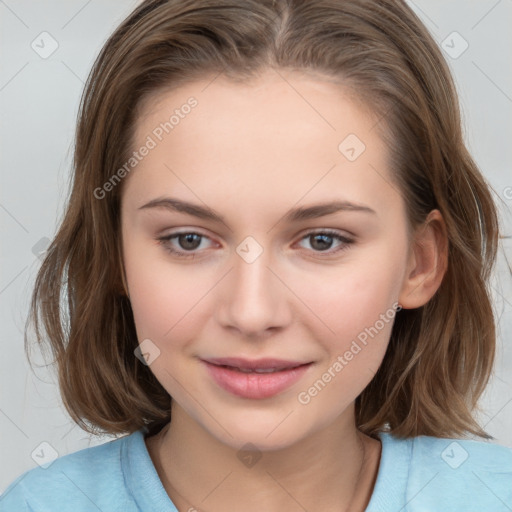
[207,412,314,452]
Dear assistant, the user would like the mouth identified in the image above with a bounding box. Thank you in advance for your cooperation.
[203,357,310,370]
[201,357,314,399]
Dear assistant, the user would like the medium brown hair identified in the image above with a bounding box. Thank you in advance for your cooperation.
[27,0,504,439]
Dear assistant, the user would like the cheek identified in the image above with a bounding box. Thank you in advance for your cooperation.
[295,272,399,413]
[288,246,405,402]
[123,237,215,344]
[291,260,401,347]
[123,245,212,394]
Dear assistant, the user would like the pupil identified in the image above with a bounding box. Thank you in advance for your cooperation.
[311,234,333,251]
[179,233,201,250]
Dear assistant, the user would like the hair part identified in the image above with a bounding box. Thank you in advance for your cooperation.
[27,0,502,439]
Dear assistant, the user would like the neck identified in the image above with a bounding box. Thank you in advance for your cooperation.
[146,402,381,512]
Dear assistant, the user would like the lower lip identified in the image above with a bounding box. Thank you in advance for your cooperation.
[202,361,312,399]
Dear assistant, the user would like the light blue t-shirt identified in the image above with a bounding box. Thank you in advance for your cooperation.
[1,428,511,511]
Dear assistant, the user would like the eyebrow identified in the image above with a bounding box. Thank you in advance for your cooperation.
[138,197,377,223]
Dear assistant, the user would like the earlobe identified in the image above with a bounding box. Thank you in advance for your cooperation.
[398,209,448,310]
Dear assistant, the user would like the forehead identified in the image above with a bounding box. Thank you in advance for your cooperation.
[125,70,399,218]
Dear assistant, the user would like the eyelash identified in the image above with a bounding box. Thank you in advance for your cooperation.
[156,229,354,259]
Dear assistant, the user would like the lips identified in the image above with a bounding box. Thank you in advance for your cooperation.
[201,357,313,399]
[204,357,308,371]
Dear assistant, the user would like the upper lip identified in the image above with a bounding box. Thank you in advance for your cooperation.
[202,357,311,370]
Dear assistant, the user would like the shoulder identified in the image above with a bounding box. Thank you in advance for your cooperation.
[0,430,144,512]
[389,433,512,510]
[409,433,512,470]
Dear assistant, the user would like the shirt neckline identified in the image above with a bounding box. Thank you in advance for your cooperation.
[122,428,411,511]
[363,431,411,511]
[122,428,179,511]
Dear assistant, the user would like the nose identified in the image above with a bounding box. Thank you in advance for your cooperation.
[215,244,292,338]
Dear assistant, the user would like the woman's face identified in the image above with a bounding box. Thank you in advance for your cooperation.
[121,70,412,450]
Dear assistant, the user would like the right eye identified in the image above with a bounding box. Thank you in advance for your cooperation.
[157,231,216,258]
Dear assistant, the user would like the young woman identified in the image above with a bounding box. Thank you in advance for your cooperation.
[2,1,511,511]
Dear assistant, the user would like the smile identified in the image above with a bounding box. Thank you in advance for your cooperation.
[201,357,314,399]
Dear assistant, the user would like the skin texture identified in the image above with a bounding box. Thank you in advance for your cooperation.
[120,69,448,512]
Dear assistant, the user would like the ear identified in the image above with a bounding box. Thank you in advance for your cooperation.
[398,209,448,310]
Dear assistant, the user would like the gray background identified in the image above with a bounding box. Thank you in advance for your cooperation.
[1,0,511,493]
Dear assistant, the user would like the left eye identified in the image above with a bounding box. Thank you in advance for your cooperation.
[157,229,354,259]
[296,230,354,254]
